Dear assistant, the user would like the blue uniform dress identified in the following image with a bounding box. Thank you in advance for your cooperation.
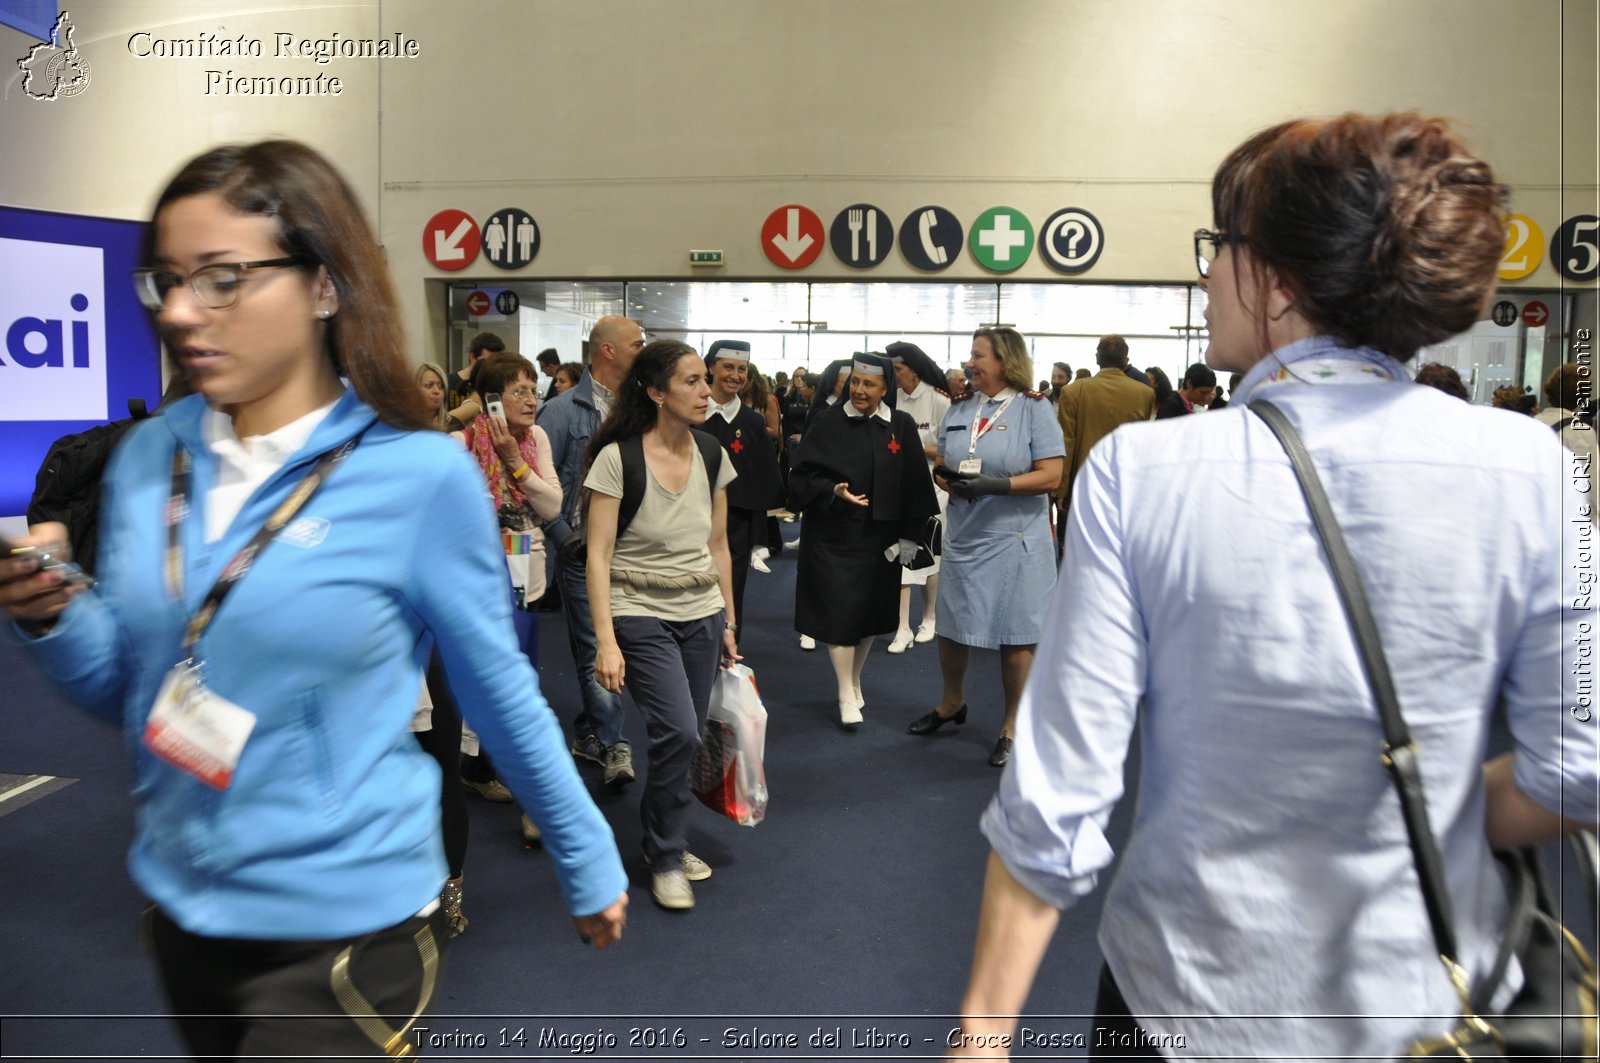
[935,388,1064,648]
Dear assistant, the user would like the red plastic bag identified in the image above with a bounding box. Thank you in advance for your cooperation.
[691,664,768,827]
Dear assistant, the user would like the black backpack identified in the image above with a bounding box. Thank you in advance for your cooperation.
[560,429,724,565]
[26,399,151,576]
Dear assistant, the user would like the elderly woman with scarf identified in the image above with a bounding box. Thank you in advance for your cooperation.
[453,351,563,612]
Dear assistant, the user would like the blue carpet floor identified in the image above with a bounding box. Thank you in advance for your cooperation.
[2,529,1592,1060]
[0,534,1122,1060]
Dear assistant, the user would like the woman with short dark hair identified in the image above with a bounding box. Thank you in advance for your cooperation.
[954,113,1597,1057]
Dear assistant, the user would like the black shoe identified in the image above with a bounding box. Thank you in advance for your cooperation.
[988,735,1013,767]
[907,704,968,735]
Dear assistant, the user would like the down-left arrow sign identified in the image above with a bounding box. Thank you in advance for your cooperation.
[423,209,480,271]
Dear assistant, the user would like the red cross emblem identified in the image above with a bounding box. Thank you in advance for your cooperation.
[730,437,744,454]
[886,437,901,454]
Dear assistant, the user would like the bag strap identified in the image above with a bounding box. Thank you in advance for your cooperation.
[617,435,647,543]
[613,431,722,545]
[1554,416,1575,433]
[690,427,723,503]
[1247,399,1461,963]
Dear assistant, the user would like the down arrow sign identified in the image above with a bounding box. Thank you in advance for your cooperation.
[762,205,823,269]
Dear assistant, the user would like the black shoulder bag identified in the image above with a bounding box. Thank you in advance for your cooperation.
[1249,398,1598,1060]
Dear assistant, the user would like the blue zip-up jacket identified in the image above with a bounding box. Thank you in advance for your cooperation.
[537,368,602,538]
[11,390,626,939]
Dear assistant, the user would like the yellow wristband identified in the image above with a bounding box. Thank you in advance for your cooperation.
[511,462,531,481]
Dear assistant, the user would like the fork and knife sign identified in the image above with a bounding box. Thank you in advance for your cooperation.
[830,203,892,267]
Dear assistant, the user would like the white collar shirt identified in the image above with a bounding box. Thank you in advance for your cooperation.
[591,377,615,422]
[201,399,339,543]
[842,398,892,423]
[707,393,743,424]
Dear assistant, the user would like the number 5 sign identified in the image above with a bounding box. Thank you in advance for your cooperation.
[1497,213,1544,281]
[1552,215,1600,282]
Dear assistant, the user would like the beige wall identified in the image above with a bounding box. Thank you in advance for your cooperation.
[4,0,1595,368]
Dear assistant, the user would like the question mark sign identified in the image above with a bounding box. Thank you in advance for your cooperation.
[1061,220,1086,260]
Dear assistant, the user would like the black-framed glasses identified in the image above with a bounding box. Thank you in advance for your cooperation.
[132,257,309,311]
[1193,229,1241,279]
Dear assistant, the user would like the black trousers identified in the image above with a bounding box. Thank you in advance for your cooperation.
[415,651,467,876]
[726,506,756,627]
[611,612,723,870]
[147,905,449,1061]
[1092,965,1161,1060]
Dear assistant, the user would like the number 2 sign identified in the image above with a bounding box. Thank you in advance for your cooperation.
[1498,214,1544,281]
[1552,215,1600,282]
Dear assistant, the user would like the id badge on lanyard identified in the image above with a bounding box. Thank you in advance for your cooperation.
[963,392,1016,476]
[144,662,255,790]
[142,431,363,789]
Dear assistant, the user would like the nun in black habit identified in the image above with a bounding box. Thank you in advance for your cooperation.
[790,353,938,730]
[701,340,785,629]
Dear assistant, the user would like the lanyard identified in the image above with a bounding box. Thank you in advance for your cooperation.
[968,391,1018,460]
[165,427,368,657]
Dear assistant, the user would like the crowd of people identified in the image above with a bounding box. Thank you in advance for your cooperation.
[2,112,1595,1059]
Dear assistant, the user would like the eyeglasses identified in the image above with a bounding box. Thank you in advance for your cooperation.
[504,387,538,401]
[132,257,308,311]
[1193,229,1242,279]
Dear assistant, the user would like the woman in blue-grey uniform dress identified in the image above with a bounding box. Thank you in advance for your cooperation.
[906,327,1064,766]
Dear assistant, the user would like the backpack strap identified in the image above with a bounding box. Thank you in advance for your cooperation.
[614,430,724,544]
[616,435,648,543]
[690,427,724,506]
[1554,417,1575,433]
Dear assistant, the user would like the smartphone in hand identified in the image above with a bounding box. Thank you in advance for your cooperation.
[1,536,95,588]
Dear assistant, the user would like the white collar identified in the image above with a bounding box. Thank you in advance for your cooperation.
[843,400,893,423]
[900,380,928,401]
[982,386,1018,405]
[203,398,339,465]
[707,392,743,423]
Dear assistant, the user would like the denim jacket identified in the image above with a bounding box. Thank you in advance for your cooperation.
[537,368,602,542]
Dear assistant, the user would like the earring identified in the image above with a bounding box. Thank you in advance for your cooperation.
[318,308,332,319]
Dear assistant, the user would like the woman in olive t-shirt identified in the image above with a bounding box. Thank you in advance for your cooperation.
[582,340,740,913]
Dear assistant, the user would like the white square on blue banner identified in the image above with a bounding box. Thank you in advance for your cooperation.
[0,236,108,422]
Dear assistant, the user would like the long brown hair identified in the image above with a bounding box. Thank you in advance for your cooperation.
[149,140,428,429]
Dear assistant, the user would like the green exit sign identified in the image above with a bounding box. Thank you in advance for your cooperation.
[689,249,724,265]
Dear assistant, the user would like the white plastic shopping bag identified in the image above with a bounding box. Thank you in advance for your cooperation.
[691,663,768,827]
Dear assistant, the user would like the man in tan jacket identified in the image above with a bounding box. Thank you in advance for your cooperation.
[1055,334,1155,507]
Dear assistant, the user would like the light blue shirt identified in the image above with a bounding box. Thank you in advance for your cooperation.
[983,337,1598,1057]
[939,387,1063,543]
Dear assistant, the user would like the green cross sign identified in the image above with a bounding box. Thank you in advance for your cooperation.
[969,207,1034,272]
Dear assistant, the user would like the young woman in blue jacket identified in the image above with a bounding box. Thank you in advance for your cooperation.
[0,140,627,1058]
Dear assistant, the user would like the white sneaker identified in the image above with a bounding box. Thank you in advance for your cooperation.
[644,851,712,882]
[751,554,772,574]
[799,634,817,651]
[915,620,937,643]
[886,630,914,654]
[651,870,694,910]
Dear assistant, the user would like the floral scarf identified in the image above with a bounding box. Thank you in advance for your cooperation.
[467,414,540,527]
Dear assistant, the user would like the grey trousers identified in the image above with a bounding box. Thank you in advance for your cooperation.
[612,610,725,872]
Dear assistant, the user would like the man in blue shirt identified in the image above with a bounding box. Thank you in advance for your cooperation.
[538,315,645,789]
